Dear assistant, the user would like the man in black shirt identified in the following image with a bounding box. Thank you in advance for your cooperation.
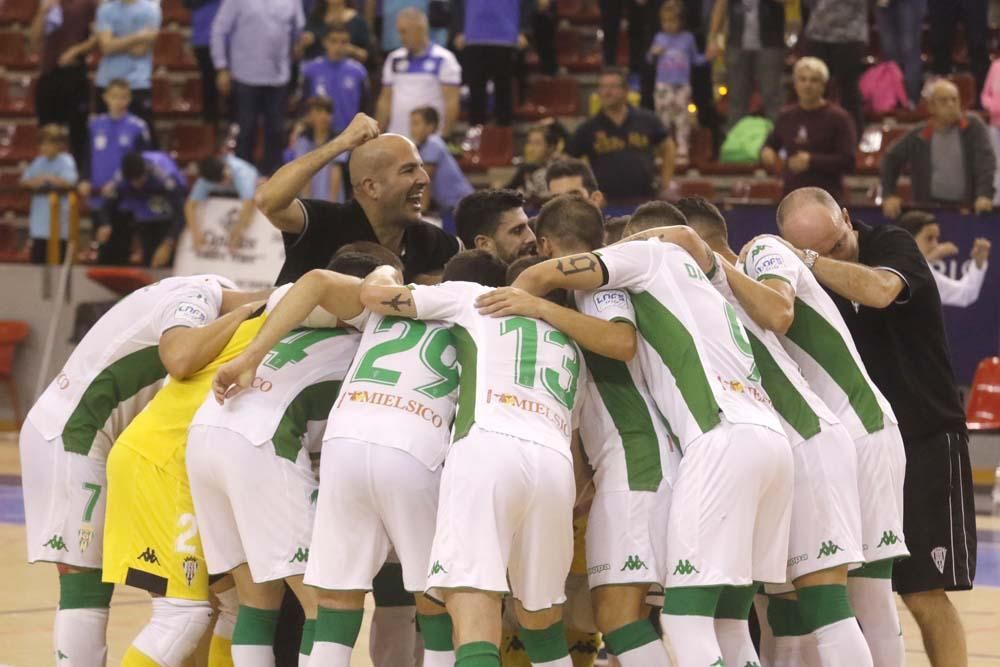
[776,186,974,667]
[256,113,461,285]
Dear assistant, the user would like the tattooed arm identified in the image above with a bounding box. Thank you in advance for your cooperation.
[359,265,418,318]
[509,253,607,296]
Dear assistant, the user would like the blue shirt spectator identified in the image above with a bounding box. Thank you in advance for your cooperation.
[649,31,706,87]
[301,27,370,132]
[23,151,78,241]
[453,0,531,47]
[110,151,187,225]
[85,80,152,207]
[94,0,161,90]
[211,0,305,86]
[190,0,221,47]
[188,154,260,201]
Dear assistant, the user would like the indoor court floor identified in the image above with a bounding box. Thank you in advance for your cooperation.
[2,432,999,666]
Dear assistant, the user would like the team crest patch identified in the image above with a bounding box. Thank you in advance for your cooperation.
[183,556,199,586]
[931,547,947,574]
[593,290,627,312]
[78,524,94,553]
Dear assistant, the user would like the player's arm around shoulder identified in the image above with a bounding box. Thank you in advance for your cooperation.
[509,253,607,295]
[717,256,796,335]
[359,265,419,319]
[159,295,267,380]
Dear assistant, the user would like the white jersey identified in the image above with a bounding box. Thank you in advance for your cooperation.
[707,258,839,447]
[573,288,680,492]
[324,311,459,471]
[594,240,782,452]
[742,235,897,440]
[27,274,235,460]
[411,281,585,461]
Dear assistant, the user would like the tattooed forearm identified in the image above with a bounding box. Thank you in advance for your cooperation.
[381,293,412,312]
[556,255,598,276]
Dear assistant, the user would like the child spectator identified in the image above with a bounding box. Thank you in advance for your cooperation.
[981,57,1000,203]
[93,0,161,135]
[184,153,260,253]
[21,124,78,263]
[302,24,371,133]
[505,120,566,205]
[409,105,473,234]
[648,3,708,163]
[288,96,347,202]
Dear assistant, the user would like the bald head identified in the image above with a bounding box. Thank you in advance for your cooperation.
[397,7,429,51]
[349,134,418,185]
[926,78,962,126]
[776,187,858,261]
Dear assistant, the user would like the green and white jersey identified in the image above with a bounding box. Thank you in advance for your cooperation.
[324,310,459,471]
[411,281,585,462]
[27,274,236,460]
[594,240,782,452]
[707,258,839,447]
[741,235,897,439]
[573,288,680,492]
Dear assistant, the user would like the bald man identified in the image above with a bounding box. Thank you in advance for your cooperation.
[255,112,460,285]
[881,79,995,219]
[775,187,975,667]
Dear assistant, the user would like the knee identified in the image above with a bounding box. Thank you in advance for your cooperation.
[516,602,563,631]
[901,589,950,622]
[592,591,643,635]
[316,588,366,610]
[135,598,213,667]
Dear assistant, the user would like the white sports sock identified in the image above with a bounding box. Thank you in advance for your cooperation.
[847,577,905,667]
[771,635,803,667]
[230,644,274,666]
[814,618,874,667]
[309,641,353,666]
[369,606,417,667]
[423,649,456,666]
[617,638,671,666]
[214,588,238,641]
[661,613,724,666]
[298,651,308,666]
[715,618,761,666]
[54,607,110,667]
[753,594,773,666]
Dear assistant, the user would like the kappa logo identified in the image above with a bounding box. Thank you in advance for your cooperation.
[289,547,309,564]
[57,650,69,660]
[182,556,199,586]
[931,546,947,574]
[429,560,448,576]
[877,530,901,548]
[817,540,843,558]
[310,489,318,505]
[43,535,69,552]
[709,658,725,667]
[620,555,648,571]
[672,559,699,575]
[137,547,160,564]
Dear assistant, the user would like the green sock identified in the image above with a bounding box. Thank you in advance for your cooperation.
[519,620,570,663]
[299,618,316,655]
[796,585,855,633]
[603,618,661,655]
[58,570,114,609]
[456,640,501,666]
[765,597,808,638]
[232,606,280,646]
[315,607,364,648]
[848,559,894,579]
[663,585,724,616]
[715,583,759,620]
[418,612,454,651]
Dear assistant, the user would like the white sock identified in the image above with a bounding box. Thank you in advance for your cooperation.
[661,613,724,666]
[309,641,353,666]
[54,607,110,667]
[847,577,905,667]
[214,588,238,642]
[369,605,417,667]
[423,649,456,666]
[298,651,308,666]
[772,635,803,667]
[753,594,773,666]
[230,644,274,667]
[617,638,670,666]
[715,618,761,666]
[814,618,874,667]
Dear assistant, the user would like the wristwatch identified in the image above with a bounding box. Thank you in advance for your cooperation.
[802,249,820,270]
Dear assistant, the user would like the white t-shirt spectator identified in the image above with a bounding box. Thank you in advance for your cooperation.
[382,43,461,136]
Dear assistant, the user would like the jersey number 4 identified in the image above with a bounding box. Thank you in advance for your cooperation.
[353,317,459,398]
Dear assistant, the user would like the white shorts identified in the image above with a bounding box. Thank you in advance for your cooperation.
[585,487,664,589]
[186,426,318,582]
[426,427,575,611]
[304,437,441,593]
[662,421,793,588]
[856,424,909,562]
[20,420,110,568]
[784,423,865,581]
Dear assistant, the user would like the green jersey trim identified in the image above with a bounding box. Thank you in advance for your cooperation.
[584,351,663,491]
[745,330,821,440]
[785,298,885,434]
[757,273,792,285]
[272,380,343,462]
[61,346,167,456]
[630,291,721,435]
[451,324,478,442]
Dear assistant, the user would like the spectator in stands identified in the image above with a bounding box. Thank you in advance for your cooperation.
[761,57,856,201]
[94,150,185,267]
[708,0,786,129]
[301,0,372,63]
[78,79,152,212]
[380,0,449,55]
[288,97,347,203]
[600,0,657,84]
[302,25,371,133]
[377,8,461,137]
[648,3,710,163]
[898,210,991,308]
[186,0,222,126]
[410,106,474,234]
[875,0,926,106]
[802,0,867,134]
[566,68,675,204]
[928,0,989,99]
[506,121,566,204]
[185,154,260,253]
[981,56,1000,203]
[21,124,78,264]
[545,157,606,210]
[29,0,98,173]
[455,189,537,263]
[881,79,996,218]
[212,0,305,175]
[93,0,161,138]
[451,0,531,127]
[532,0,558,77]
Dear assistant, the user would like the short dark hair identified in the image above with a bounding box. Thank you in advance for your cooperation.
[304,96,334,114]
[625,200,688,235]
[534,195,605,251]
[506,256,568,306]
[454,189,526,249]
[328,241,404,275]
[105,78,130,93]
[545,158,599,194]
[598,67,628,86]
[528,120,567,150]
[442,249,508,287]
[121,151,148,182]
[410,105,439,131]
[604,216,629,244]
[39,123,68,146]
[674,196,728,242]
[198,156,226,184]
[897,210,938,238]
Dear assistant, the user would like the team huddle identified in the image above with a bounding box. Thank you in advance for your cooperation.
[22,188,911,667]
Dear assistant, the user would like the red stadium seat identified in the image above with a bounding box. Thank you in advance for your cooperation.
[153,76,202,115]
[557,0,601,24]
[0,0,38,24]
[746,180,783,203]
[154,31,197,70]
[0,123,38,164]
[0,320,29,427]
[161,0,191,25]
[459,125,514,172]
[967,357,1000,430]
[169,123,215,164]
[556,29,601,73]
[0,75,36,116]
[0,222,22,260]
[86,267,155,297]
[0,171,30,215]
[0,31,37,69]
[515,76,580,120]
[678,179,716,200]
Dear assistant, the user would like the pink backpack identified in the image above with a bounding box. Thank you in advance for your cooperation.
[860,61,910,113]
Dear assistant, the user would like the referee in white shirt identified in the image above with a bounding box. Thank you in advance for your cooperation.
[898,211,991,308]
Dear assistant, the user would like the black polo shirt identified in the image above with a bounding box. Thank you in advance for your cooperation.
[829,221,966,441]
[274,198,461,285]
[566,106,669,201]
